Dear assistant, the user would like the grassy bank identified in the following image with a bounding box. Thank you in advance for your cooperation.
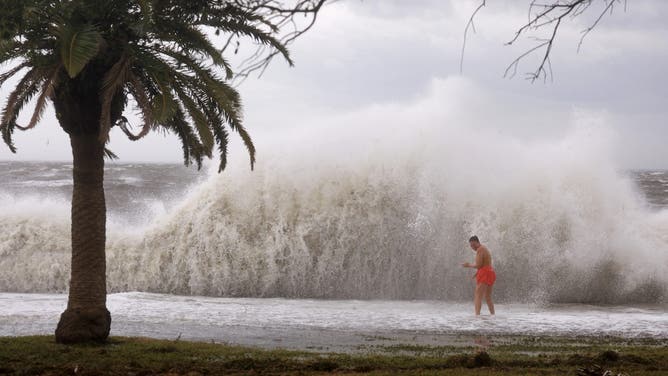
[0,335,666,375]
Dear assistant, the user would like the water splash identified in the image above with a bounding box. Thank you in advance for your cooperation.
[1,78,666,303]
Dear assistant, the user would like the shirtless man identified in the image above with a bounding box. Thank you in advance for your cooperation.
[461,235,496,315]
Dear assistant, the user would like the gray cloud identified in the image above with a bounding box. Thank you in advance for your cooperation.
[0,0,666,168]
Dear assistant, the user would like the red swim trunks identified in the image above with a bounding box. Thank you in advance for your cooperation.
[476,266,496,286]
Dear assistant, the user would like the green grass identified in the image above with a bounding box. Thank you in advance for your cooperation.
[0,335,666,375]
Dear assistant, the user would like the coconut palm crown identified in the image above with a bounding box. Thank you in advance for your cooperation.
[0,0,325,343]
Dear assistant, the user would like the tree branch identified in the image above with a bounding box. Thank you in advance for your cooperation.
[462,0,623,83]
[460,0,486,75]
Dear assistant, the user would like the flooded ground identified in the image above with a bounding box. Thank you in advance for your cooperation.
[2,292,665,352]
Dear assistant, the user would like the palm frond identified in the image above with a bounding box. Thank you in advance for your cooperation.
[0,62,29,87]
[0,40,20,64]
[155,20,230,70]
[99,53,133,142]
[143,66,179,124]
[124,72,154,140]
[126,57,181,133]
[179,74,252,170]
[151,44,233,81]
[212,119,229,172]
[0,68,43,152]
[131,50,219,143]
[204,78,243,126]
[202,82,253,169]
[131,50,217,156]
[1,67,42,130]
[232,120,256,170]
[103,147,118,160]
[137,0,152,21]
[144,47,242,121]
[198,100,229,173]
[211,19,293,66]
[190,75,252,169]
[141,45,252,169]
[209,4,277,32]
[55,23,101,78]
[25,64,60,130]
[164,106,206,169]
[174,85,214,156]
[152,85,178,123]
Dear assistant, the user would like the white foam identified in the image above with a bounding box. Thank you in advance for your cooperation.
[0,78,666,303]
[11,179,72,188]
[0,293,666,340]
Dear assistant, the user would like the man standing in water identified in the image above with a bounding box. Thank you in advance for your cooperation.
[462,236,496,315]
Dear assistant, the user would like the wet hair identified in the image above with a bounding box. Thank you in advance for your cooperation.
[469,235,480,243]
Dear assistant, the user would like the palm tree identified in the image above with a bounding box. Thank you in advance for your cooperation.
[0,0,325,343]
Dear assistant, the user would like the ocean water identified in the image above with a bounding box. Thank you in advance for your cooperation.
[1,292,666,348]
[1,121,667,342]
[1,160,666,303]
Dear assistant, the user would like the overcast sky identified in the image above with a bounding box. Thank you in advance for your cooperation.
[0,0,666,169]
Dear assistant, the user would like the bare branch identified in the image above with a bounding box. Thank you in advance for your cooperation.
[505,0,623,83]
[463,0,623,83]
[578,0,616,52]
[504,41,549,79]
[460,0,486,75]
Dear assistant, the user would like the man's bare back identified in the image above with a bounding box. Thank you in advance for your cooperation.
[475,245,492,269]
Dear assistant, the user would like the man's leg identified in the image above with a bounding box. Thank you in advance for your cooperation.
[474,283,485,315]
[485,284,495,315]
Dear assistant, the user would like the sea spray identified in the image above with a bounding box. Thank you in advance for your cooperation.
[1,78,666,303]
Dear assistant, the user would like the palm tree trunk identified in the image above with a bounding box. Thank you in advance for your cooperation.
[55,133,111,343]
